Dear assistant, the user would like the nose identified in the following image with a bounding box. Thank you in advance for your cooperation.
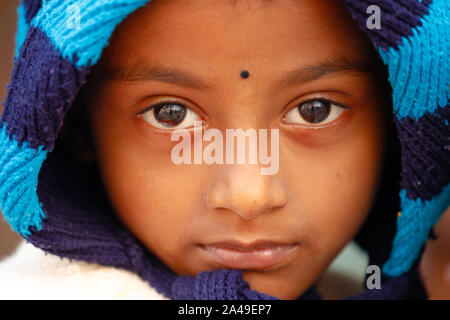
[206,164,289,220]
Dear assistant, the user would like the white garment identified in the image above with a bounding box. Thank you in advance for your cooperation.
[0,240,369,300]
[0,240,168,300]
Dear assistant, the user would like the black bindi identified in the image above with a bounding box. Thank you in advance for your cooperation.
[240,70,250,79]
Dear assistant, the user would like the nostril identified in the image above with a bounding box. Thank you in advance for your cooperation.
[232,205,274,220]
[206,168,289,219]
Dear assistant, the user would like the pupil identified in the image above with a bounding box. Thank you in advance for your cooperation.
[154,104,186,127]
[298,100,330,123]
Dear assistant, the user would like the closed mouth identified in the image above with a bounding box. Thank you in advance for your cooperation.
[199,240,298,271]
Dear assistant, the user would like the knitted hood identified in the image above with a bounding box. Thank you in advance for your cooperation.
[0,0,448,300]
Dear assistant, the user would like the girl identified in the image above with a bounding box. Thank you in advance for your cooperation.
[0,0,448,299]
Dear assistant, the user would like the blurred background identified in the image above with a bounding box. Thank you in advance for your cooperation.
[0,0,21,260]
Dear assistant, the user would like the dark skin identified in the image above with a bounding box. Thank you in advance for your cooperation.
[75,0,390,299]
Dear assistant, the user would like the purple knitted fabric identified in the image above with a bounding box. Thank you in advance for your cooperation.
[3,26,88,151]
[172,270,277,300]
[23,0,41,23]
[1,0,448,300]
[343,0,432,51]
[395,107,450,200]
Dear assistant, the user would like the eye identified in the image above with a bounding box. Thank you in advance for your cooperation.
[283,99,346,125]
[139,102,201,129]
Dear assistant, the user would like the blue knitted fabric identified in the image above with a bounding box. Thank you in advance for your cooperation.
[0,0,448,299]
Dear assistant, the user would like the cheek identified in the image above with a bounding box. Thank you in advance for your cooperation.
[90,106,206,272]
[281,102,385,264]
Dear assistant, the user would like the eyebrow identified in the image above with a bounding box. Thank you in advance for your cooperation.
[103,62,213,90]
[103,57,377,91]
[270,57,378,92]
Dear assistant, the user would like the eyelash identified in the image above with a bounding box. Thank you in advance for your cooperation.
[137,101,203,130]
[137,98,350,130]
[282,97,349,127]
[137,102,168,116]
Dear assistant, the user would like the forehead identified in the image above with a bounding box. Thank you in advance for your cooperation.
[99,0,373,69]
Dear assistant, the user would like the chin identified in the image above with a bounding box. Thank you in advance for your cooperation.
[241,268,311,300]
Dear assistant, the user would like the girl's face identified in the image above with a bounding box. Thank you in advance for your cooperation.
[85,0,387,299]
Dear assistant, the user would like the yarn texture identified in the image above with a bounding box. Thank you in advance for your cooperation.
[0,0,448,299]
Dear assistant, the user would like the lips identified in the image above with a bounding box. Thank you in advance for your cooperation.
[199,240,298,271]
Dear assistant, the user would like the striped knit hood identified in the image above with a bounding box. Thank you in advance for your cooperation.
[0,0,448,299]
